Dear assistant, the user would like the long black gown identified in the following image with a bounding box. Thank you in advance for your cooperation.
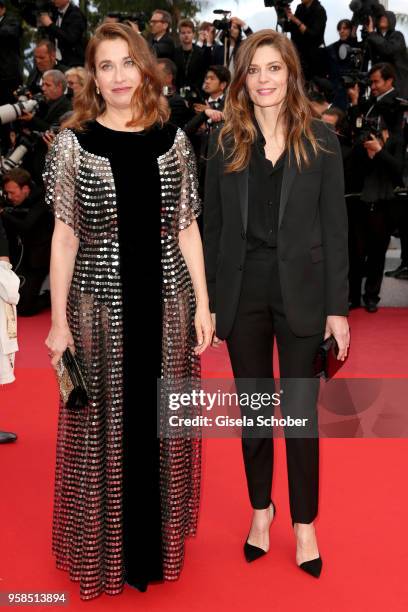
[44,120,202,599]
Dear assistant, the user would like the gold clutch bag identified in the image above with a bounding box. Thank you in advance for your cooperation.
[55,349,88,410]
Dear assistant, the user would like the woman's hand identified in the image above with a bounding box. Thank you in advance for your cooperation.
[45,324,75,369]
[210,313,223,348]
[324,315,350,361]
[194,304,214,355]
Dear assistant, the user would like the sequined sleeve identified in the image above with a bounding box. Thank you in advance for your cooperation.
[43,129,78,237]
[175,129,202,231]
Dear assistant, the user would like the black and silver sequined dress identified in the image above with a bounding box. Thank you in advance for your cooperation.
[43,121,201,600]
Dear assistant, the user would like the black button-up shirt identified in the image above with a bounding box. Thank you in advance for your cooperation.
[247,126,286,251]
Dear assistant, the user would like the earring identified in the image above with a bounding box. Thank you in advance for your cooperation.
[96,85,100,95]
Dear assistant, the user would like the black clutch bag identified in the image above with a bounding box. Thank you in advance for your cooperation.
[313,335,345,380]
[55,348,88,411]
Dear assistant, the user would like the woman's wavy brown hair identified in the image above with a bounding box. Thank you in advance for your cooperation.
[63,22,169,131]
[219,29,322,172]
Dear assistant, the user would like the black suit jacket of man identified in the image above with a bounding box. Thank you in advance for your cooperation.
[41,2,87,67]
[0,12,22,83]
[203,119,349,339]
[148,32,175,60]
[0,217,9,258]
[1,185,53,269]
[28,94,72,132]
[174,44,212,92]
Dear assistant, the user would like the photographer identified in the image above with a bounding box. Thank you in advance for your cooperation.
[0,168,53,316]
[184,65,230,197]
[197,21,224,65]
[148,9,175,60]
[18,69,72,184]
[347,63,403,139]
[39,0,87,67]
[26,40,67,96]
[0,0,23,153]
[327,19,359,110]
[156,58,194,128]
[174,19,211,94]
[346,66,405,312]
[365,11,408,97]
[284,0,327,81]
[219,16,253,75]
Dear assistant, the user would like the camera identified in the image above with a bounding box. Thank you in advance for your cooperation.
[349,0,386,27]
[264,0,294,27]
[179,86,203,106]
[354,115,382,143]
[0,93,44,126]
[337,44,371,90]
[106,11,147,31]
[212,9,231,33]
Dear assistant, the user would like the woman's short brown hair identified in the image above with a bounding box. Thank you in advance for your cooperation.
[63,22,170,131]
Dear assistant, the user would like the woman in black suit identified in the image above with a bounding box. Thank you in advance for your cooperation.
[204,30,350,577]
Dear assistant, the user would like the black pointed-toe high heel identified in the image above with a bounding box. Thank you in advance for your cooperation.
[292,519,322,578]
[244,501,276,563]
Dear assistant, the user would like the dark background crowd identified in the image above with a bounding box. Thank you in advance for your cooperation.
[0,0,407,318]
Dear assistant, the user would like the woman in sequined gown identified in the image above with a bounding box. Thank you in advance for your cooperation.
[44,23,213,600]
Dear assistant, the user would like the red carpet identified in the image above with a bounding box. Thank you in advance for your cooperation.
[1,308,408,610]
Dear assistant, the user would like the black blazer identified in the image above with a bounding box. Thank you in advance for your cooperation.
[0,12,22,82]
[174,44,211,92]
[203,120,349,339]
[148,32,175,61]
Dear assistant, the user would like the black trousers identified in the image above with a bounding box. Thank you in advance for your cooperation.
[226,248,324,523]
[347,198,391,305]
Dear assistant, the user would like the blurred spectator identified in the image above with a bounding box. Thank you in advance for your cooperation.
[19,70,72,184]
[347,63,404,139]
[284,0,327,81]
[308,90,331,116]
[26,40,67,96]
[0,169,53,317]
[366,11,408,97]
[327,19,358,110]
[148,9,175,60]
[157,58,194,128]
[21,70,72,133]
[197,21,224,65]
[345,61,406,309]
[39,0,87,67]
[185,65,230,197]
[65,66,87,99]
[174,19,211,94]
[221,17,253,76]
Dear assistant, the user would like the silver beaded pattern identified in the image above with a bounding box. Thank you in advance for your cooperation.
[158,129,201,581]
[44,127,202,599]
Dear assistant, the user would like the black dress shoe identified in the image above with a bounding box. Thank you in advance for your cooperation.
[0,431,17,444]
[298,556,323,578]
[364,301,378,313]
[292,520,322,578]
[348,301,361,310]
[385,264,408,279]
[244,501,276,563]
